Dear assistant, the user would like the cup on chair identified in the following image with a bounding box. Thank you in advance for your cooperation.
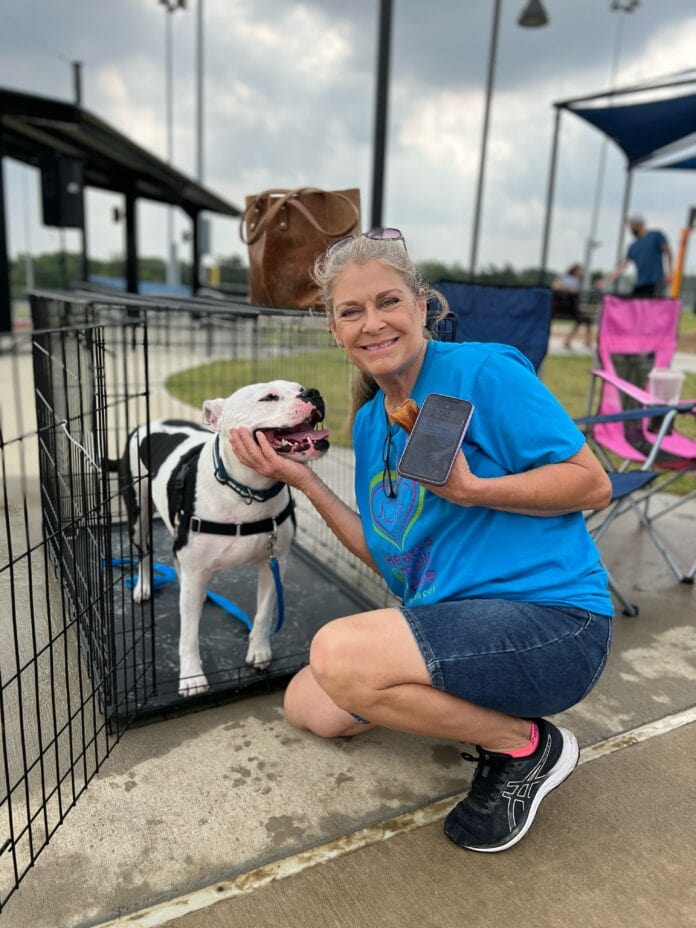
[648,368,686,405]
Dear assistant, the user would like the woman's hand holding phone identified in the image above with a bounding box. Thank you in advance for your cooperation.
[418,446,482,506]
[393,393,482,505]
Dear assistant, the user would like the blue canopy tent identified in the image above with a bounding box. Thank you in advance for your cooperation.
[570,92,696,167]
[539,74,696,277]
[653,154,696,172]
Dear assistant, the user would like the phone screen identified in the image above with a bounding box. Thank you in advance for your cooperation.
[396,394,474,486]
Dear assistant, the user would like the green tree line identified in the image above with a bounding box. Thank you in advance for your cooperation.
[8,250,568,295]
[9,250,695,301]
[8,252,249,296]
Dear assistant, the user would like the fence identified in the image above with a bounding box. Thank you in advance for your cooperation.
[0,288,394,909]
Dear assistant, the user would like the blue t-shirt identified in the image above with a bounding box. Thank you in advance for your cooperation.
[353,340,613,615]
[627,229,667,287]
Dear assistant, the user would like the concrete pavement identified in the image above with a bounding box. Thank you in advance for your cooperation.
[2,326,695,928]
[2,487,695,928]
[125,719,696,928]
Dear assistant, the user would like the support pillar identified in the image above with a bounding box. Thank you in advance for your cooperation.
[191,212,201,294]
[615,167,633,267]
[124,190,138,293]
[539,105,562,284]
[0,149,12,333]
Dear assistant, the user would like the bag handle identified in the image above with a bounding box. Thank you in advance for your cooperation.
[240,187,359,245]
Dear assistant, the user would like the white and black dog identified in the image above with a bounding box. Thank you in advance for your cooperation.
[116,381,329,696]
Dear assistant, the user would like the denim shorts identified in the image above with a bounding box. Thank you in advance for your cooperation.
[400,599,613,719]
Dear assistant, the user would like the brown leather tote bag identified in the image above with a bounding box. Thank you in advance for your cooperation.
[240,187,361,308]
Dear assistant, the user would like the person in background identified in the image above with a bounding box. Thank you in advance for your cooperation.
[230,230,613,855]
[599,215,673,297]
[552,262,593,351]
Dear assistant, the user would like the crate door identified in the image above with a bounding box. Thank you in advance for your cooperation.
[0,314,155,911]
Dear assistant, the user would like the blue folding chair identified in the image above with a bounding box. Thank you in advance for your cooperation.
[434,281,552,372]
[575,399,696,615]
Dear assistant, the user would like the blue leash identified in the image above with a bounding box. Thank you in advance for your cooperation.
[268,556,284,634]
[109,557,285,635]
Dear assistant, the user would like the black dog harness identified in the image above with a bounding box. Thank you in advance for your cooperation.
[169,441,295,552]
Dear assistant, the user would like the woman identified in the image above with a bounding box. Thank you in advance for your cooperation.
[230,230,614,854]
[551,262,593,351]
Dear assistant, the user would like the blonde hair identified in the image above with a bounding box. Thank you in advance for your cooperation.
[312,235,449,420]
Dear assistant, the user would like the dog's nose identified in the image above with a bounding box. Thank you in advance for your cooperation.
[299,387,325,420]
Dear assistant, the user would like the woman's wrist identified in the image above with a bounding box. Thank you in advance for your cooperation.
[294,465,323,497]
[425,470,484,508]
[453,472,484,507]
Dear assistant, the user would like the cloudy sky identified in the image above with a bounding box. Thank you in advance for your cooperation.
[2,0,696,279]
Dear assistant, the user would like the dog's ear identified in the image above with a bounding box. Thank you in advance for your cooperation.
[202,398,225,429]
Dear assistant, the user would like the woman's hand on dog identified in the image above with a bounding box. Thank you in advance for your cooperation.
[229,427,316,492]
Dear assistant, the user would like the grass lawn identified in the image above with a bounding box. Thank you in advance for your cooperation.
[678,306,696,338]
[166,337,696,493]
[166,347,355,447]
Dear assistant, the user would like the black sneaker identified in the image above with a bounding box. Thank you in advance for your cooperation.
[443,718,579,853]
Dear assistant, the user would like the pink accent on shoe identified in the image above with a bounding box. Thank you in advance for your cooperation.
[506,721,540,758]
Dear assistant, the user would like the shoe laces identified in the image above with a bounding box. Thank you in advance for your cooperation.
[460,748,510,812]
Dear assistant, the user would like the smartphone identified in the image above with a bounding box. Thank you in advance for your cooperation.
[397,393,474,486]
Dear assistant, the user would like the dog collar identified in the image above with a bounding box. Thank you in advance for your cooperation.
[213,434,285,504]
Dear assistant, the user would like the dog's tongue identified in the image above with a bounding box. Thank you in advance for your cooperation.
[279,428,329,442]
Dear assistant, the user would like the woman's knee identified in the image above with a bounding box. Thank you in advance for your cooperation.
[309,621,357,699]
[283,665,359,739]
[309,609,424,711]
[283,671,309,731]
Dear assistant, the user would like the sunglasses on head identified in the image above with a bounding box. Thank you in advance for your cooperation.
[325,227,406,260]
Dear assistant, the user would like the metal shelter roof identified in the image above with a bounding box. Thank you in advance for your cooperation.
[0,86,244,332]
[0,86,241,217]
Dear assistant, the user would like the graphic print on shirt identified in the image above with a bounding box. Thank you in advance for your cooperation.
[369,470,435,597]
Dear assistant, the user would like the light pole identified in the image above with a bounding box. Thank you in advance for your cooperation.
[469,0,549,277]
[194,0,205,291]
[21,168,34,290]
[370,0,393,231]
[582,0,640,290]
[160,0,187,288]
[196,0,204,185]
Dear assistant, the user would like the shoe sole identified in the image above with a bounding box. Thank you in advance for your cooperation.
[463,726,580,854]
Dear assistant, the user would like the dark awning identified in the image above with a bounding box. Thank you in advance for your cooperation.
[0,87,240,217]
[652,153,696,171]
[567,92,696,167]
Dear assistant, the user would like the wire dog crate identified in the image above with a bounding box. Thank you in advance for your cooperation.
[0,289,392,909]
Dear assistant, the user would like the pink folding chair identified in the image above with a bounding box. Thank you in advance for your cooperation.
[585,295,696,582]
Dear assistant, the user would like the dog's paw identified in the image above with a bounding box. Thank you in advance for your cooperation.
[178,671,209,697]
[132,578,151,603]
[245,638,272,671]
